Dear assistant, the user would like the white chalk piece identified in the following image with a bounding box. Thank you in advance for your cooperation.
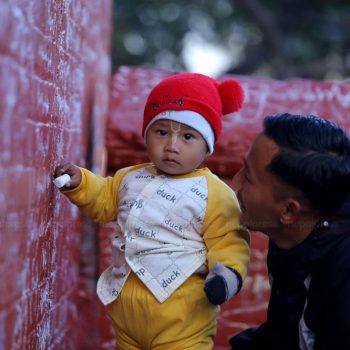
[54,174,71,188]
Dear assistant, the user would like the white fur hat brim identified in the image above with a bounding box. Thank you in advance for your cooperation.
[144,110,215,154]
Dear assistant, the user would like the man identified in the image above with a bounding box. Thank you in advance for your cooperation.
[230,113,350,350]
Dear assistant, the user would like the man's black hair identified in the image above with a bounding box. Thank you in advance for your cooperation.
[263,113,350,216]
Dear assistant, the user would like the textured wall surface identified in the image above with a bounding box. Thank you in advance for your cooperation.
[0,1,111,349]
[103,66,350,349]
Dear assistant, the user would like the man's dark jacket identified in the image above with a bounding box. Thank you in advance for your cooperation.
[230,198,350,350]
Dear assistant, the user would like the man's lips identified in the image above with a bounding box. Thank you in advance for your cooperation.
[237,191,246,211]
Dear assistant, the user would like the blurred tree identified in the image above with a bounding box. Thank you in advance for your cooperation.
[112,0,350,80]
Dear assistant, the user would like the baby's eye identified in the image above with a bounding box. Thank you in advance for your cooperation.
[156,129,167,136]
[184,133,195,140]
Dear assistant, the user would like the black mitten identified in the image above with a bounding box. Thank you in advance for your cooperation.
[204,262,241,305]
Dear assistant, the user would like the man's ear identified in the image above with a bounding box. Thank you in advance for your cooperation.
[280,199,302,225]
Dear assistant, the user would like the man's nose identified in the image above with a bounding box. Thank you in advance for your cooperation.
[232,169,243,191]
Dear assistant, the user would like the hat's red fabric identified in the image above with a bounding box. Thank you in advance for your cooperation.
[142,73,244,141]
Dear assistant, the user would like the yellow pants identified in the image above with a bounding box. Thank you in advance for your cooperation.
[106,272,219,350]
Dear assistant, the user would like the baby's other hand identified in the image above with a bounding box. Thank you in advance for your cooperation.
[54,163,82,189]
[204,262,240,305]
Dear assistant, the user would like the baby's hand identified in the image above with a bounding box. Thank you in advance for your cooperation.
[54,163,82,189]
[204,262,240,305]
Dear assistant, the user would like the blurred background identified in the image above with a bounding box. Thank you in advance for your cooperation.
[112,0,350,79]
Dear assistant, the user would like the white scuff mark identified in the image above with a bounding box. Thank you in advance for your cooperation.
[35,178,47,195]
[98,54,111,76]
[264,80,350,108]
[1,72,17,161]
[58,59,70,81]
[55,90,70,118]
[251,274,270,295]
[39,218,52,238]
[29,221,40,242]
[102,340,117,349]
[221,302,269,318]
[12,299,27,350]
[57,29,66,48]
[39,283,52,315]
[55,129,65,157]
[217,320,253,331]
[39,49,51,68]
[12,254,31,350]
[0,192,7,214]
[85,46,98,63]
[65,18,75,51]
[250,247,268,260]
[241,273,271,295]
[18,257,29,291]
[11,5,23,20]
[37,91,50,115]
[25,118,81,133]
[0,312,5,350]
[6,212,21,233]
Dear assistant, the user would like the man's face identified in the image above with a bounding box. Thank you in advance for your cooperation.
[233,133,285,234]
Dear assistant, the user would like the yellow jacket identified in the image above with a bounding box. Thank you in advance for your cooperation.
[64,163,250,304]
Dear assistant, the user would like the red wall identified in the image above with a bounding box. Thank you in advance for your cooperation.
[0,1,111,349]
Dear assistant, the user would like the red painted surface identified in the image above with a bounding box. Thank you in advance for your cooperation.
[103,66,350,349]
[0,1,111,349]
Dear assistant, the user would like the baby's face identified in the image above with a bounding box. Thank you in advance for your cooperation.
[145,119,209,175]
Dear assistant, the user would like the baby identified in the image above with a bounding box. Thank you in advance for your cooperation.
[54,72,250,350]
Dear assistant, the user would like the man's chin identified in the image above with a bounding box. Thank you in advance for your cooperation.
[240,222,255,231]
[239,216,270,232]
[239,213,249,228]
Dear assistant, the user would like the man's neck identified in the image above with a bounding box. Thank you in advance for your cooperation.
[270,216,321,250]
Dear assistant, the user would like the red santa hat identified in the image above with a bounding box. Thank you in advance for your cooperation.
[142,72,244,153]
